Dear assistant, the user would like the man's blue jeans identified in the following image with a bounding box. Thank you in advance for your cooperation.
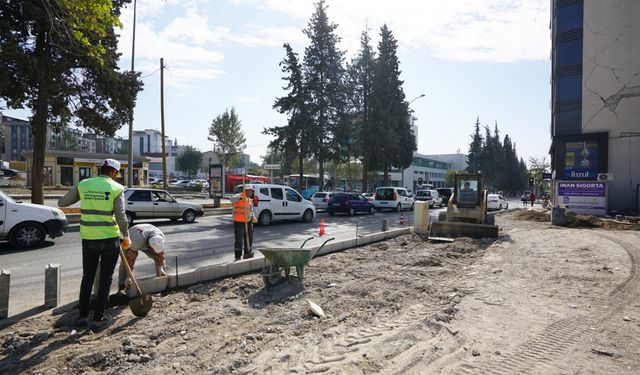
[79,238,120,321]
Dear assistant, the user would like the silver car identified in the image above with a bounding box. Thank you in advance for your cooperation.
[124,188,204,224]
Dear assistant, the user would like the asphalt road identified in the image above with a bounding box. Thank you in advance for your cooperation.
[1,208,441,316]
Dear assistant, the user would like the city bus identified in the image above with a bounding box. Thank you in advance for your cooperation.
[284,174,328,199]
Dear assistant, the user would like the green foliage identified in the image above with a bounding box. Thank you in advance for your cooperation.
[371,24,415,184]
[302,0,347,190]
[0,0,142,204]
[465,118,528,194]
[446,170,465,187]
[528,156,550,193]
[176,146,202,179]
[208,107,246,169]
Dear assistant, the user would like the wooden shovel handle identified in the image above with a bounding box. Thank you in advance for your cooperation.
[119,245,143,296]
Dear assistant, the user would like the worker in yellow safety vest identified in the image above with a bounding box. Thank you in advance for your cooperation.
[230,184,257,260]
[58,159,130,330]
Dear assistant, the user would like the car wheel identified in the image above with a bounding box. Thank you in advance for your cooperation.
[302,209,314,223]
[395,203,401,212]
[369,206,374,215]
[258,210,272,226]
[182,209,196,223]
[126,211,134,225]
[348,208,355,216]
[10,222,46,249]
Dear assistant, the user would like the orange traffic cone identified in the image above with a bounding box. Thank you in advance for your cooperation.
[400,213,404,225]
[319,218,326,236]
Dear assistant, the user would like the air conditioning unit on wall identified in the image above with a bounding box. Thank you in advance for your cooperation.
[597,173,613,182]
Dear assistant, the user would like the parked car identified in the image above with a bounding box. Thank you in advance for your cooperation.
[437,188,454,206]
[327,192,375,216]
[1,169,20,177]
[362,192,375,202]
[124,188,204,224]
[374,187,414,212]
[487,194,509,211]
[415,189,443,208]
[169,180,190,188]
[310,191,334,210]
[0,190,67,249]
[188,179,209,189]
[236,184,316,226]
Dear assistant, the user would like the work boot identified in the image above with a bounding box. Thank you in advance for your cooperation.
[234,250,243,261]
[243,251,254,259]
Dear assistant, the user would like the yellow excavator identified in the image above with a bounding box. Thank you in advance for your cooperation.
[429,173,499,239]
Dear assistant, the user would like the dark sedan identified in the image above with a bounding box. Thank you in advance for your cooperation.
[327,192,375,216]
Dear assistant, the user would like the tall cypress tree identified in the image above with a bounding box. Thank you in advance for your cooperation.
[466,117,483,173]
[302,0,346,190]
[346,28,376,192]
[371,24,414,184]
[264,43,311,184]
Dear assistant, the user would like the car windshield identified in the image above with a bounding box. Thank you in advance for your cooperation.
[314,193,326,198]
[153,191,175,202]
[0,190,16,203]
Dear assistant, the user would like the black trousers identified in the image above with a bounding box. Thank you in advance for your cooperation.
[79,238,120,321]
[233,221,253,259]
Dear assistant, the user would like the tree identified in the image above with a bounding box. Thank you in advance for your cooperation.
[302,0,347,190]
[466,117,483,174]
[0,0,142,204]
[176,146,202,179]
[528,156,550,193]
[346,28,376,192]
[264,43,311,185]
[208,108,246,170]
[370,24,415,184]
[445,170,465,187]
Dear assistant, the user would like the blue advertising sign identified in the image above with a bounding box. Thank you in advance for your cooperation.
[563,141,598,179]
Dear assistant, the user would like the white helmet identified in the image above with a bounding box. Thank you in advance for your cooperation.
[244,184,254,191]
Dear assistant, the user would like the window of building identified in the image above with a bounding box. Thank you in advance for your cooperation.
[556,39,582,67]
[79,167,91,181]
[555,110,582,134]
[139,137,144,155]
[556,74,582,101]
[556,2,583,34]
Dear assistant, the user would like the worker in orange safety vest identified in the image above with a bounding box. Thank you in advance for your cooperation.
[230,184,257,260]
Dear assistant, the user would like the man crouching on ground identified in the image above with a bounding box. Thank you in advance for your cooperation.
[116,223,168,295]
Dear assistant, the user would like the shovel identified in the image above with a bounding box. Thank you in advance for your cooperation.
[117,245,153,317]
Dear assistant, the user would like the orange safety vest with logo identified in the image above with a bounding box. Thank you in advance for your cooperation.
[232,193,253,222]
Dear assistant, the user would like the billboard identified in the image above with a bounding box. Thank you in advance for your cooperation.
[557,181,607,216]
[563,141,599,179]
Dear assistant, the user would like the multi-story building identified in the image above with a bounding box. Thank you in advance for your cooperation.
[549,0,640,213]
[424,153,469,172]
[0,113,33,162]
[133,129,173,156]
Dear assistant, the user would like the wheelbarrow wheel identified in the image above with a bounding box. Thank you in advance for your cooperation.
[262,265,282,287]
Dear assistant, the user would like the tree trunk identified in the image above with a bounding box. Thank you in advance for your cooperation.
[318,152,324,193]
[383,165,389,186]
[298,146,303,189]
[31,25,51,205]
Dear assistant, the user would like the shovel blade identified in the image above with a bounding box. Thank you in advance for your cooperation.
[129,293,153,317]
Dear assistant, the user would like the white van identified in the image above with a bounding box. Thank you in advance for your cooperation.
[374,187,414,212]
[237,184,316,226]
[0,190,68,248]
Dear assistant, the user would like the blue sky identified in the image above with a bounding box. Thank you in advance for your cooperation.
[5,0,552,165]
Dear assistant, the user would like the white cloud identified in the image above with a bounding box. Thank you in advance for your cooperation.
[259,0,551,62]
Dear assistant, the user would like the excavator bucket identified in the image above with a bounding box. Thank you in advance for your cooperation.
[429,221,498,239]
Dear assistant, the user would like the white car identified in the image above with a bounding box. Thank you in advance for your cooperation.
[414,189,443,208]
[124,188,204,224]
[237,184,316,226]
[374,187,414,212]
[0,190,68,248]
[188,179,209,189]
[487,194,509,211]
[169,180,190,188]
[310,191,334,210]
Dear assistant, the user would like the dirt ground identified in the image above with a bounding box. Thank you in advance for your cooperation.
[1,209,639,374]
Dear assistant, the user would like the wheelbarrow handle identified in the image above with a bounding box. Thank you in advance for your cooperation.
[309,237,335,261]
[300,236,315,249]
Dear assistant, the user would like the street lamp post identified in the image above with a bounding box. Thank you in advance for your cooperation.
[403,93,426,189]
[127,0,137,188]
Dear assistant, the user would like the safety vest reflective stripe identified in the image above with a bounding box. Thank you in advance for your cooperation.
[78,176,124,240]
[80,220,118,226]
[80,209,114,216]
[233,195,252,222]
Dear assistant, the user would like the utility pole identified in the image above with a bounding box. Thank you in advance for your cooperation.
[127,0,137,188]
[160,58,167,190]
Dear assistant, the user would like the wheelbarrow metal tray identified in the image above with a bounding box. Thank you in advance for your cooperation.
[259,248,313,268]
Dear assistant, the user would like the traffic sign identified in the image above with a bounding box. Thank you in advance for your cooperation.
[263,164,280,170]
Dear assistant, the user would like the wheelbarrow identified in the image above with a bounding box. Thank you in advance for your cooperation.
[258,237,335,287]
